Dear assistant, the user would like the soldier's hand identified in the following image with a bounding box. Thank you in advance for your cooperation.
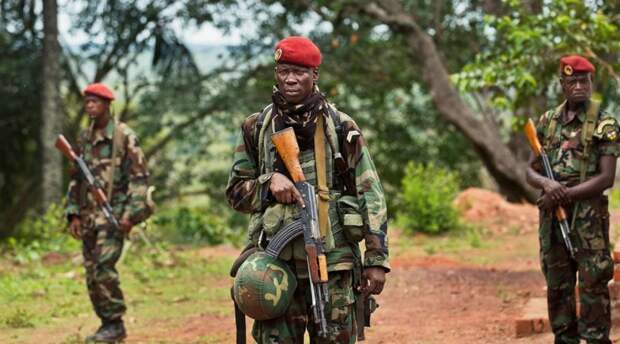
[120,218,133,235]
[360,267,386,296]
[69,217,82,240]
[541,179,570,206]
[269,172,305,207]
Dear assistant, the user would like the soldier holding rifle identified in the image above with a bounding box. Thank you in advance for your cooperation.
[60,83,152,343]
[226,37,390,343]
[526,55,619,344]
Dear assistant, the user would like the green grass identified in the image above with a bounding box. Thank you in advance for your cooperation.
[0,243,233,343]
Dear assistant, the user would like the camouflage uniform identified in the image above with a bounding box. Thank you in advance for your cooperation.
[227,95,389,343]
[66,119,150,323]
[536,101,620,344]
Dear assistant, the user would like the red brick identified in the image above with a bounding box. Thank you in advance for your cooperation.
[515,298,551,338]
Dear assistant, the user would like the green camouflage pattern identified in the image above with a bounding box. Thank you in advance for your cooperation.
[234,252,298,320]
[252,270,356,344]
[82,224,126,322]
[65,119,150,322]
[66,120,151,227]
[225,104,389,271]
[536,101,619,344]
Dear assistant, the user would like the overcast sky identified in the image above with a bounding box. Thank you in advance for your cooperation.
[57,1,242,46]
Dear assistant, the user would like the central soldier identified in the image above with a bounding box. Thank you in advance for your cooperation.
[226,36,390,343]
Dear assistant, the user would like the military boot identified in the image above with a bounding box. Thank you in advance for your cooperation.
[85,319,126,343]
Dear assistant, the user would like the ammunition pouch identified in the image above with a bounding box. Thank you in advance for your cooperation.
[337,195,365,243]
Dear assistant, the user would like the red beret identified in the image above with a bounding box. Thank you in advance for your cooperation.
[560,55,595,76]
[274,36,321,68]
[83,83,115,101]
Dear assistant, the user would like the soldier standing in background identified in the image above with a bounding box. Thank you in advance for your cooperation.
[526,55,619,344]
[65,83,152,343]
[226,36,390,343]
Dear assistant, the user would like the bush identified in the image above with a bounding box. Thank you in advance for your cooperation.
[152,206,242,245]
[396,162,460,234]
[1,201,78,263]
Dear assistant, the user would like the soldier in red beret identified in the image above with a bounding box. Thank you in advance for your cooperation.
[227,36,390,343]
[65,83,153,342]
[527,55,619,343]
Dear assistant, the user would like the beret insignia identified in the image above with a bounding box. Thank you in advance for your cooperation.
[563,65,573,76]
[274,48,283,62]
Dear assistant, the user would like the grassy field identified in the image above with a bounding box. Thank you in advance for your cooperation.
[0,241,235,344]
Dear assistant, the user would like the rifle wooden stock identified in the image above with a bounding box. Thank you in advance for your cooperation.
[305,244,320,282]
[55,135,78,161]
[318,255,328,282]
[556,207,568,221]
[524,119,543,156]
[272,128,306,183]
[93,188,110,204]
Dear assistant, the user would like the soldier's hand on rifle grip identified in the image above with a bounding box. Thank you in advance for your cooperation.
[269,172,305,207]
[69,217,82,240]
[538,180,570,210]
[360,267,386,296]
[120,218,133,235]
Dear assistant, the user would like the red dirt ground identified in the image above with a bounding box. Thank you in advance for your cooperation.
[125,188,620,343]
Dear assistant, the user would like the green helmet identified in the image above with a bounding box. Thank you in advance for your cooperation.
[233,251,297,320]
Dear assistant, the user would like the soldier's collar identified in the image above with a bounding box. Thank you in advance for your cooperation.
[556,100,586,124]
[89,118,115,144]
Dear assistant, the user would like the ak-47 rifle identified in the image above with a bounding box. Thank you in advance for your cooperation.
[524,119,576,258]
[270,127,329,338]
[55,135,120,230]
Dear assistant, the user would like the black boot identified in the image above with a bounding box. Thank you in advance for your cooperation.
[85,319,126,343]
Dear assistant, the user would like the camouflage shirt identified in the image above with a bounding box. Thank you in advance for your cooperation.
[536,101,620,251]
[226,104,390,271]
[66,119,150,228]
[536,101,620,186]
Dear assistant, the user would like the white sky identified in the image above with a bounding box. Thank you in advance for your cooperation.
[57,1,241,46]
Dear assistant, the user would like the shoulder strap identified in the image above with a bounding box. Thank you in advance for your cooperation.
[579,99,601,182]
[256,104,274,174]
[544,111,557,150]
[106,119,127,200]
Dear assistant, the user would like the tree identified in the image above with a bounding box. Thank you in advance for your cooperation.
[41,0,63,211]
[216,0,620,202]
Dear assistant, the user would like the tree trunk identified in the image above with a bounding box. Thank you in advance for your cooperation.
[362,0,538,202]
[41,0,63,210]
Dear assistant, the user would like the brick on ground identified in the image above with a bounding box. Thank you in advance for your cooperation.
[515,297,550,338]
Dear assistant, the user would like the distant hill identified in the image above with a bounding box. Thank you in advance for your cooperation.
[65,44,233,97]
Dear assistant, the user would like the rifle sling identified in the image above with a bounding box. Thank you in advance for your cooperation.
[106,118,123,201]
[570,99,600,230]
[314,114,331,240]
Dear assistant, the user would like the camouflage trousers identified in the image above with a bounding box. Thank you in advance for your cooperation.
[82,224,127,322]
[252,269,356,344]
[539,201,613,344]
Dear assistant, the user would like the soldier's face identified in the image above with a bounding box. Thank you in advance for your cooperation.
[561,72,592,104]
[275,63,319,104]
[84,95,109,119]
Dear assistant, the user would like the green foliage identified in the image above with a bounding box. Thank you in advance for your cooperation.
[152,206,243,246]
[610,188,620,209]
[457,0,620,117]
[397,162,461,234]
[1,202,78,264]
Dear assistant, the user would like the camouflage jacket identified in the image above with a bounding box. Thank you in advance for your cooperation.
[536,101,620,250]
[536,101,620,186]
[226,104,390,272]
[66,119,150,228]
